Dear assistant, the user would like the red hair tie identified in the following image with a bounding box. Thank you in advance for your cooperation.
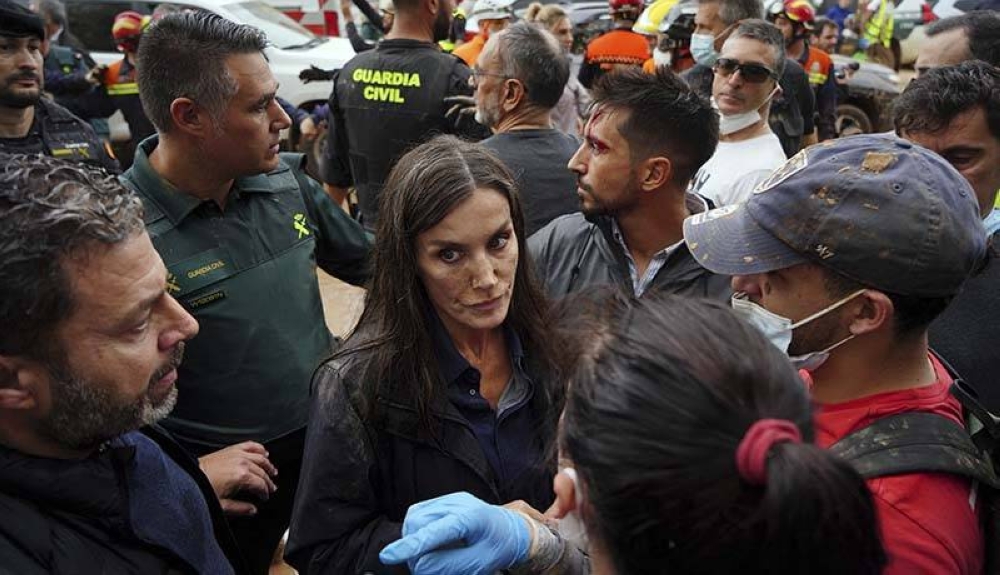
[736,419,802,485]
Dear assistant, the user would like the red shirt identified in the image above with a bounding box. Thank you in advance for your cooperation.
[805,356,983,575]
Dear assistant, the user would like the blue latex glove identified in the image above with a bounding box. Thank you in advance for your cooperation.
[379,492,530,575]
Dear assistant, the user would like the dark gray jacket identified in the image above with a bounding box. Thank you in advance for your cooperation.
[528,209,731,301]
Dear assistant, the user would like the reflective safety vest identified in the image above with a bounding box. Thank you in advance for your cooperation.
[101,57,156,143]
[863,0,894,48]
[803,47,833,88]
[103,59,139,96]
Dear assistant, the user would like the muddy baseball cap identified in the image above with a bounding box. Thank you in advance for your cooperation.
[683,134,987,297]
[0,0,45,40]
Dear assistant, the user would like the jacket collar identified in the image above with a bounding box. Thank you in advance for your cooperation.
[593,193,713,288]
[127,136,289,226]
[0,440,129,520]
[427,308,525,388]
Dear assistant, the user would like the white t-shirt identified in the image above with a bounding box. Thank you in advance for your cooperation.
[689,133,787,206]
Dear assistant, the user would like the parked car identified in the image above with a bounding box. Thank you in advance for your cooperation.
[831,53,900,135]
[63,0,354,141]
[893,0,938,66]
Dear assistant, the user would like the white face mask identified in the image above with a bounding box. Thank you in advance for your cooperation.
[731,290,865,370]
[557,468,589,551]
[690,33,718,67]
[712,87,779,135]
[653,47,673,67]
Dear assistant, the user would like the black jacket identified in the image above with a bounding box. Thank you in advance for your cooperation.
[528,210,732,301]
[0,426,246,575]
[322,39,488,231]
[285,348,557,575]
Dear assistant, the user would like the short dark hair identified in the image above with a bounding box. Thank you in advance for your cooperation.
[894,60,1000,145]
[560,293,886,575]
[814,16,837,34]
[591,67,719,186]
[497,22,569,110]
[137,11,268,133]
[701,0,764,26]
[727,18,786,77]
[0,154,144,360]
[36,0,66,28]
[925,11,1000,66]
[823,268,952,338]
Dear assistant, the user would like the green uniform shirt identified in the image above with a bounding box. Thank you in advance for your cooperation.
[122,137,372,453]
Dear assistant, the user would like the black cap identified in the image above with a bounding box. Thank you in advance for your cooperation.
[0,0,46,40]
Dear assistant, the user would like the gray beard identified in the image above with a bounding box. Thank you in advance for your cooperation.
[38,345,184,451]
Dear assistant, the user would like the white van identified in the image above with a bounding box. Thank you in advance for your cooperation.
[64,0,355,138]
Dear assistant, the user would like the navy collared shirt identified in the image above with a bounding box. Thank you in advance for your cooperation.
[429,312,541,491]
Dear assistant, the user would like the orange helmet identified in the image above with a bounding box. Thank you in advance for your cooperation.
[112,10,151,52]
[769,0,815,30]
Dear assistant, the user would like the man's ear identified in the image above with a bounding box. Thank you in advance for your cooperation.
[426,0,440,17]
[0,355,45,411]
[638,156,673,192]
[847,290,892,337]
[501,79,526,112]
[169,97,213,139]
[546,469,579,519]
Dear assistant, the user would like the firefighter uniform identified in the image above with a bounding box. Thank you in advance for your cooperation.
[801,46,837,140]
[323,38,486,232]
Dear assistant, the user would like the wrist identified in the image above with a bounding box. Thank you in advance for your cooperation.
[510,511,564,573]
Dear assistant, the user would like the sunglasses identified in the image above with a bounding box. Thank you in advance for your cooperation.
[712,58,778,83]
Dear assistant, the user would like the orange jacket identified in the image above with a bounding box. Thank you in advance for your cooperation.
[452,34,486,66]
[802,46,833,88]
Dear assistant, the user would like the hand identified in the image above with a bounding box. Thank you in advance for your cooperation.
[85,65,106,86]
[340,0,353,21]
[300,116,318,139]
[379,492,530,575]
[443,95,478,129]
[299,65,335,84]
[504,500,555,530]
[199,441,278,516]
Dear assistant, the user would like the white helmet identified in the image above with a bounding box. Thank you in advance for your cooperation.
[470,0,515,20]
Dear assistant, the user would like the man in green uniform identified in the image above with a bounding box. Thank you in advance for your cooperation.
[124,11,372,575]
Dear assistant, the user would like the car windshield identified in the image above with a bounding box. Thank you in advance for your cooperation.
[222,1,323,49]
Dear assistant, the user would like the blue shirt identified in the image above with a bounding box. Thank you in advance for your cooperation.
[826,6,853,31]
[429,312,541,489]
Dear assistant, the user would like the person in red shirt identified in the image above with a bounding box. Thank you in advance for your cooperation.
[684,134,989,575]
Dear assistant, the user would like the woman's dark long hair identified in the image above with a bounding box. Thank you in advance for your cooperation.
[340,135,559,440]
[560,293,886,575]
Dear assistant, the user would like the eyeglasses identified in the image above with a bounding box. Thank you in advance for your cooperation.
[468,67,515,88]
[712,57,778,83]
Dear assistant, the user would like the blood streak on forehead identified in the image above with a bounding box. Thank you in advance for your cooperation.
[584,105,612,151]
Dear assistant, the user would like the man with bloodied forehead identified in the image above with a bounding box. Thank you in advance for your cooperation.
[684,134,989,575]
[528,67,730,302]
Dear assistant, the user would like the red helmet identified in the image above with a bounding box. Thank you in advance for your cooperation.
[112,10,150,52]
[609,0,644,18]
[774,0,816,29]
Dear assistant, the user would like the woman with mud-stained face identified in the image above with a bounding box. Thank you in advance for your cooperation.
[285,135,562,574]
